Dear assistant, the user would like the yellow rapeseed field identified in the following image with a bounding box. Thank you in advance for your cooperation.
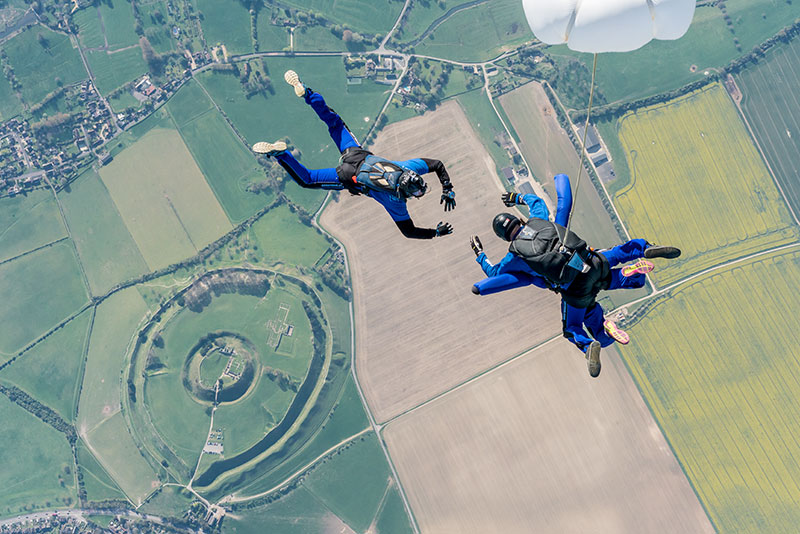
[621,247,800,533]
[615,83,798,285]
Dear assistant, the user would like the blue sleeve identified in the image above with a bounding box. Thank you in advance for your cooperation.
[476,253,548,290]
[393,158,429,175]
[369,190,410,222]
[521,194,550,221]
[554,173,572,227]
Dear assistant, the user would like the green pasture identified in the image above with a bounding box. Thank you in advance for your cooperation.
[108,90,140,112]
[737,37,800,217]
[87,412,159,505]
[199,352,228,386]
[412,0,532,62]
[455,88,511,178]
[620,249,800,533]
[376,486,414,534]
[280,0,403,36]
[0,188,67,264]
[87,46,146,95]
[395,0,448,43]
[138,1,175,54]
[223,486,346,534]
[78,288,148,431]
[594,118,632,197]
[303,432,391,533]
[0,395,77,519]
[165,78,214,127]
[99,126,232,270]
[97,0,139,49]
[248,204,330,267]
[0,309,92,422]
[0,74,21,119]
[292,25,350,52]
[0,242,89,356]
[315,280,351,356]
[3,25,87,105]
[76,439,127,503]
[255,15,289,51]
[139,486,193,517]
[74,7,105,49]
[61,169,148,295]
[196,0,253,55]
[168,93,269,222]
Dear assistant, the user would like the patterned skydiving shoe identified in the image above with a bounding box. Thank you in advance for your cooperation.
[252,140,287,155]
[621,259,654,277]
[603,320,630,345]
[284,70,306,97]
[586,341,601,378]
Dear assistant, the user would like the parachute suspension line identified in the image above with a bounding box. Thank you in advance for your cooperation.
[565,52,599,236]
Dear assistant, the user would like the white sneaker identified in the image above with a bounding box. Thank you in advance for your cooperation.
[252,141,287,155]
[284,70,305,98]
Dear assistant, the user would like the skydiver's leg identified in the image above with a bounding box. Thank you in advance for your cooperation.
[553,173,573,227]
[303,89,360,153]
[561,302,595,352]
[598,238,648,268]
[274,150,343,190]
[472,273,539,295]
[582,302,616,347]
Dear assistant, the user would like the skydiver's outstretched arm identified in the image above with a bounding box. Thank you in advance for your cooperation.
[395,219,452,239]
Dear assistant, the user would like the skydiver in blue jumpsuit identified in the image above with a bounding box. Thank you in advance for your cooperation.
[252,70,456,240]
[469,174,681,378]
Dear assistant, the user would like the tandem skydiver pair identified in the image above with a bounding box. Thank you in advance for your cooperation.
[253,71,681,379]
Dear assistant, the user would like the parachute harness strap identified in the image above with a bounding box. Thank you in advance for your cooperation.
[565,52,599,237]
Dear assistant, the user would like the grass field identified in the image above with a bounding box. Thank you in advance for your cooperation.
[0,189,67,264]
[303,432,391,533]
[736,37,800,218]
[61,169,149,295]
[78,288,148,432]
[613,83,799,285]
[248,204,330,267]
[619,247,800,534]
[394,0,448,44]
[87,412,159,505]
[3,25,87,105]
[74,7,105,49]
[97,0,139,49]
[412,0,532,62]
[76,439,127,503]
[139,486,193,517]
[196,0,253,55]
[0,309,92,422]
[292,24,354,53]
[164,79,214,127]
[108,89,141,112]
[454,87,513,176]
[86,46,146,95]
[0,242,89,356]
[548,1,800,105]
[281,0,403,35]
[0,73,22,119]
[0,395,77,519]
[99,126,232,270]
[137,1,175,54]
[255,14,289,51]
[375,486,414,534]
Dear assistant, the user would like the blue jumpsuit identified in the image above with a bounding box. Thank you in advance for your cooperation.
[474,174,650,353]
[274,89,432,224]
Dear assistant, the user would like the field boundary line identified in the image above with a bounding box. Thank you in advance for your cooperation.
[0,235,70,267]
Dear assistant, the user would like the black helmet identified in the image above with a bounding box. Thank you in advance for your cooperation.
[493,212,521,241]
[398,170,427,199]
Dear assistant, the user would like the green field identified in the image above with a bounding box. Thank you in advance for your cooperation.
[412,0,532,62]
[0,242,89,356]
[248,204,330,267]
[549,1,800,105]
[292,24,351,52]
[86,46,147,95]
[87,412,159,505]
[78,288,147,431]
[454,89,511,181]
[138,1,175,54]
[97,1,140,49]
[394,0,448,44]
[74,7,105,49]
[736,37,800,218]
[303,432,391,532]
[255,14,289,51]
[281,0,403,35]
[612,84,798,285]
[167,86,269,222]
[375,486,414,534]
[99,126,232,270]
[108,89,141,112]
[3,25,87,105]
[61,169,149,295]
[0,309,92,422]
[0,395,77,518]
[196,0,253,55]
[139,485,193,517]
[76,439,127,503]
[620,248,800,534]
[0,73,22,119]
[0,188,67,264]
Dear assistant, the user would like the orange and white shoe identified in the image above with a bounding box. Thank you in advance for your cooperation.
[252,140,287,155]
[621,259,654,278]
[603,320,630,345]
[284,70,306,97]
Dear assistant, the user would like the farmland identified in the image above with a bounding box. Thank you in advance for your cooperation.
[613,83,798,285]
[619,247,800,534]
[95,0,139,49]
[0,73,21,119]
[248,204,330,267]
[736,36,800,218]
[60,169,149,295]
[86,47,147,96]
[384,339,715,534]
[0,188,66,263]
[195,0,253,55]
[0,242,89,357]
[98,126,232,270]
[281,0,403,36]
[76,440,127,503]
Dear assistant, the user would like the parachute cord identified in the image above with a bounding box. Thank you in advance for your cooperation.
[565,52,598,237]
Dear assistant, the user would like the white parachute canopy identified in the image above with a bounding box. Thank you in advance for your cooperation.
[521,0,696,53]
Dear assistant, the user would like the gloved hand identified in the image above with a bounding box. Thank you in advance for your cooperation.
[441,186,456,212]
[470,235,483,256]
[501,192,524,207]
[435,221,453,237]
